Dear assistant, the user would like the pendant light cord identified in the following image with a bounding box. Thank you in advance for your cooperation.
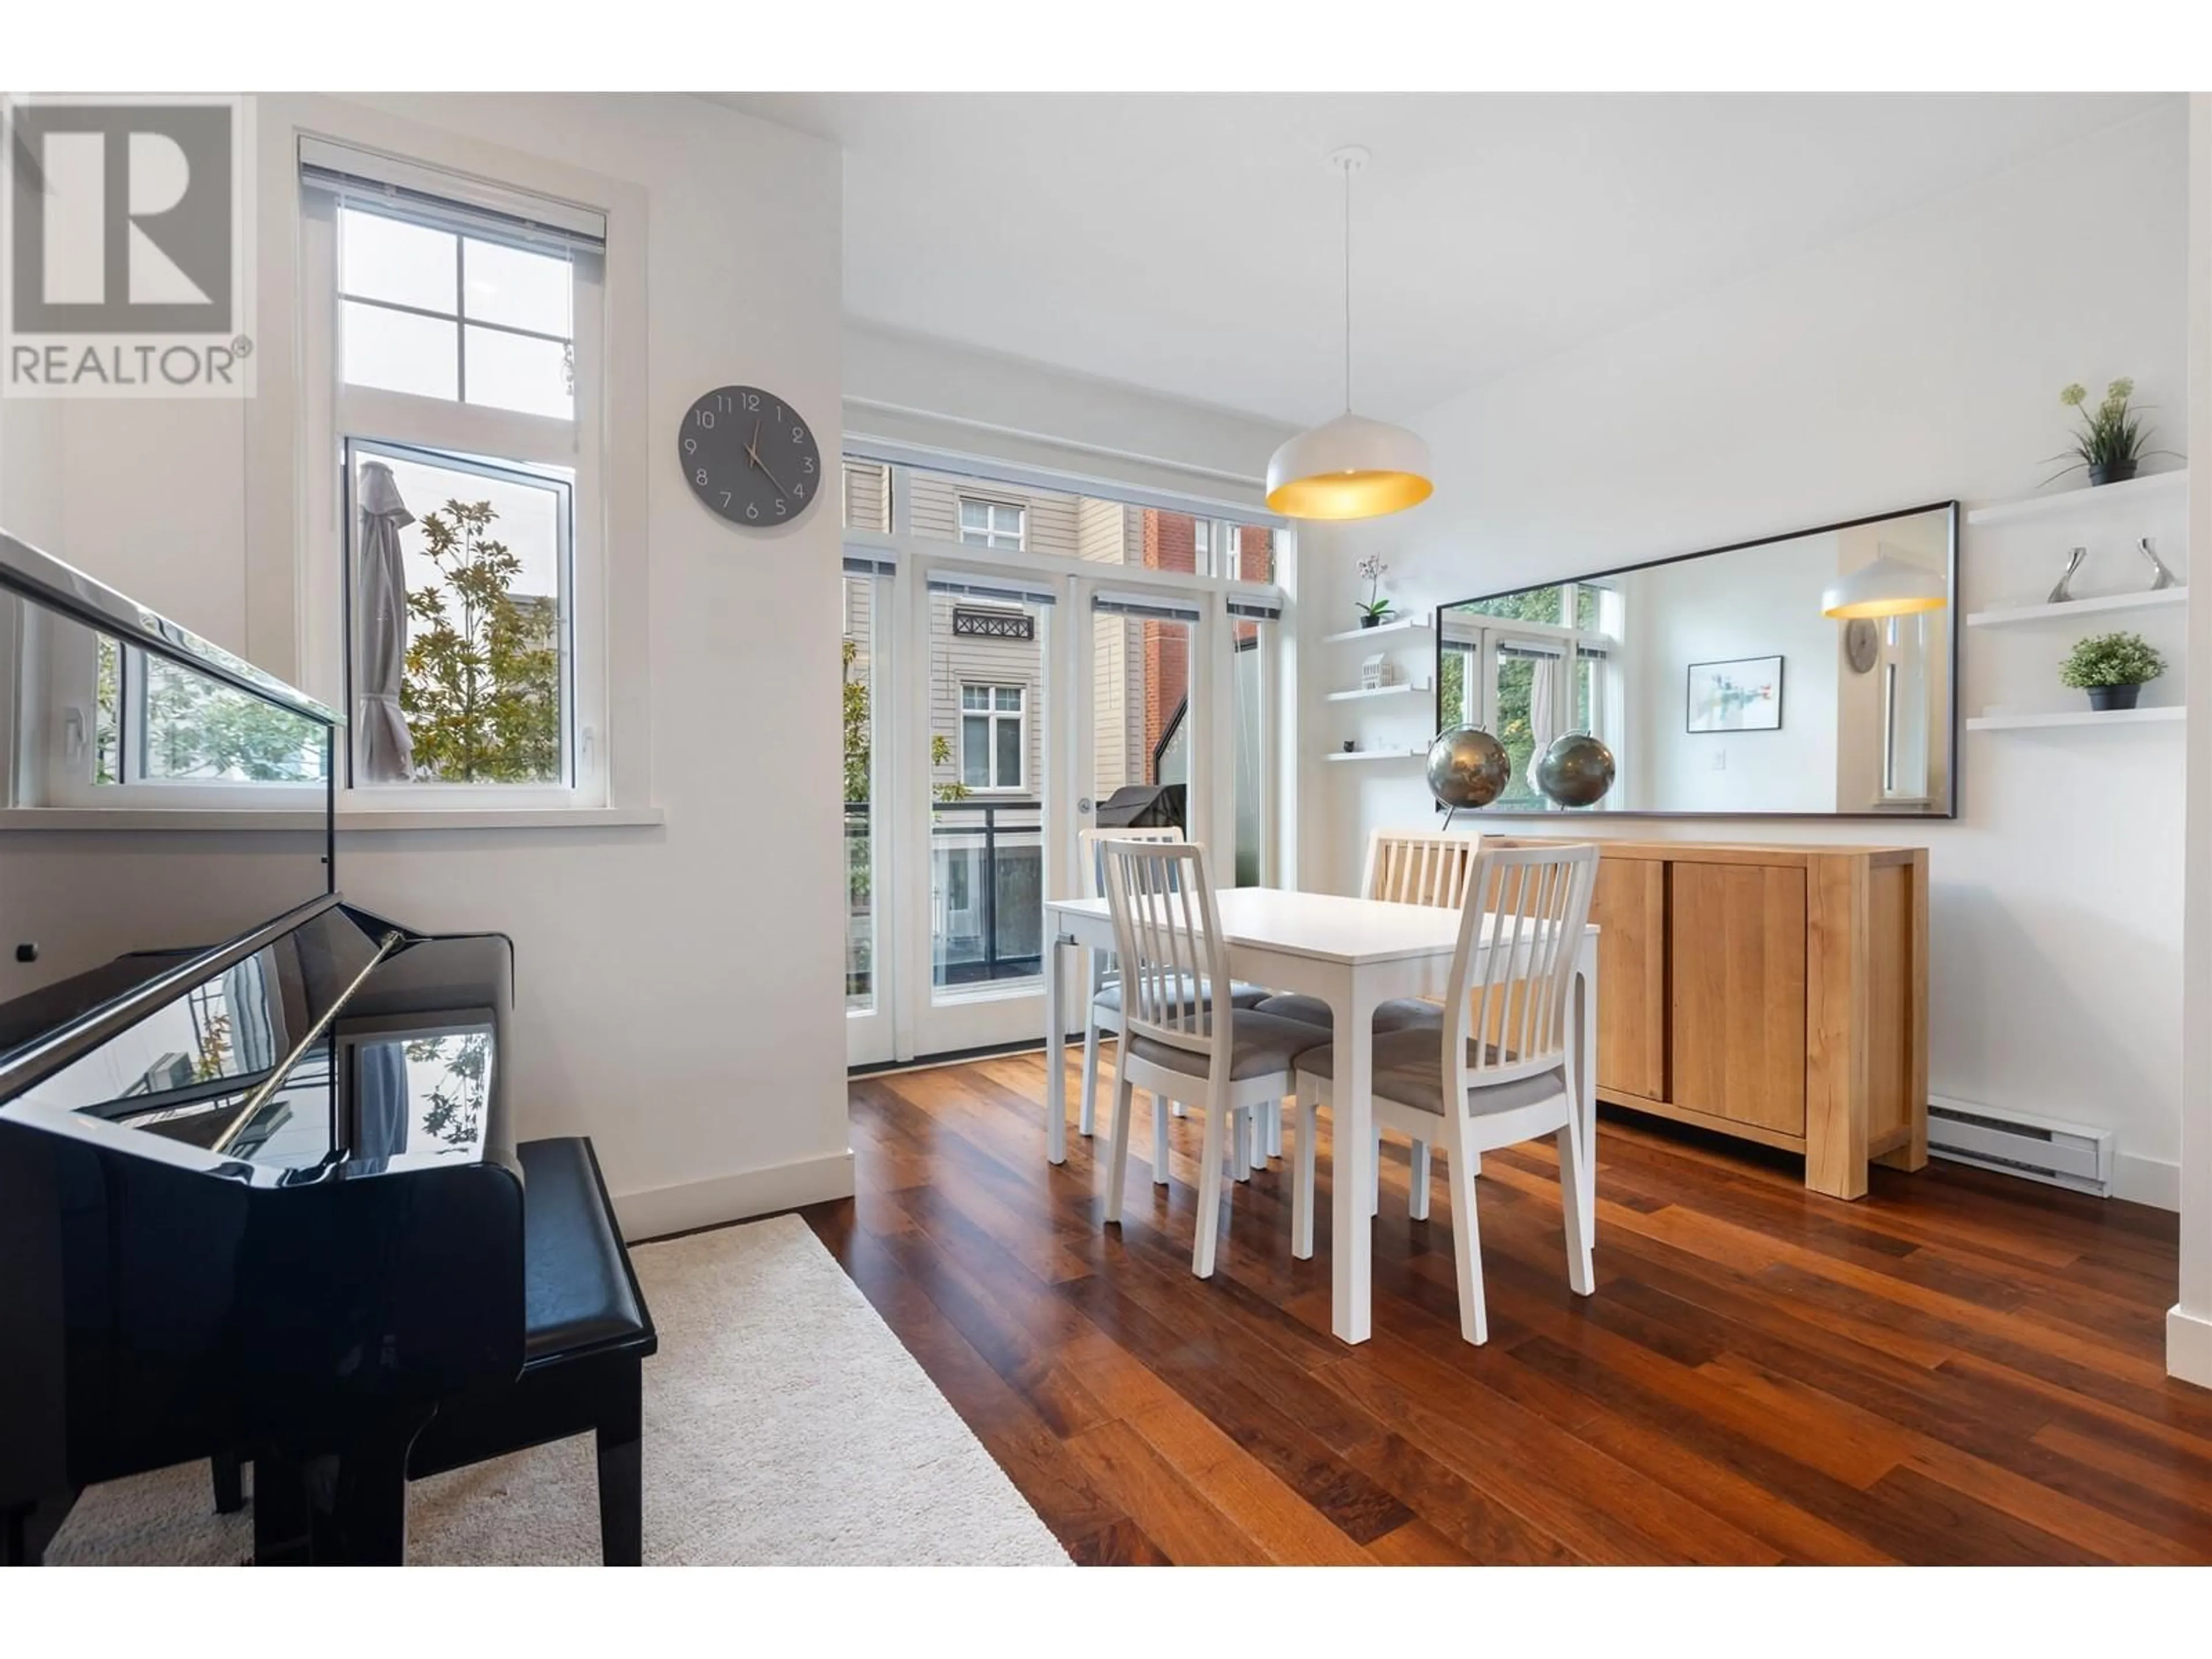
[1342,157,1353,414]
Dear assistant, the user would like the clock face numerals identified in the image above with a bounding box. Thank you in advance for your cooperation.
[680,385,823,529]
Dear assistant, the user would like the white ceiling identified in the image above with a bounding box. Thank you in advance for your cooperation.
[711,92,2168,429]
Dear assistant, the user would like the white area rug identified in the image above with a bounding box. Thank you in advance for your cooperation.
[46,1213,1070,1566]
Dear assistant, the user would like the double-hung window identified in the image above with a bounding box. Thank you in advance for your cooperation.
[959,684,1025,791]
[300,141,607,805]
[957,498,1025,551]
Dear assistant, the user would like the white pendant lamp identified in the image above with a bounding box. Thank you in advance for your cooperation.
[1820,546,1949,619]
[1266,146,1434,521]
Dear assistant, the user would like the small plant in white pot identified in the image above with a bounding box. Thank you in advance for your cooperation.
[2059,631,2166,713]
[1354,554,1394,627]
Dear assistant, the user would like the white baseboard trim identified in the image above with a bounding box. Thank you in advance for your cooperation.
[2113,1150,2183,1211]
[613,1148,855,1244]
[2168,1305,2212,1389]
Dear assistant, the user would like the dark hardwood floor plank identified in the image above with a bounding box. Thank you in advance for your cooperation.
[1318,1347,1785,1563]
[808,1052,2212,1566]
[1364,1516,1484,1566]
[1062,1419,1274,1566]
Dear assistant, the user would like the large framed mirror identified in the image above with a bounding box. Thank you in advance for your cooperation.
[1434,501,1959,818]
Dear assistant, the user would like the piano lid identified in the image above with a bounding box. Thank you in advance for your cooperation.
[0,900,512,1183]
[2,528,340,1067]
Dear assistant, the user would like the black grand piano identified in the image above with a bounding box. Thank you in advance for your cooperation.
[0,531,654,1565]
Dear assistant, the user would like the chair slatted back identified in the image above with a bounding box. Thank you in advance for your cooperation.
[1441,843,1599,1095]
[1081,826,1183,899]
[1097,839,1228,1063]
[1363,827,1482,909]
[1081,827,1185,995]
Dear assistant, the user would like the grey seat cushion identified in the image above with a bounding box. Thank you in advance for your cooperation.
[1252,993,1442,1032]
[1093,978,1269,1017]
[1127,1010,1332,1082]
[1296,1027,1567,1118]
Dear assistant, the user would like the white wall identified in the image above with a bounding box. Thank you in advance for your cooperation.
[1305,99,2192,1206]
[5,94,852,1239]
[2175,92,2212,1387]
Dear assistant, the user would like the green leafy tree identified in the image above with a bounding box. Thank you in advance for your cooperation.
[192,1010,234,1083]
[95,631,324,785]
[840,638,967,806]
[144,657,328,780]
[406,1032,489,1147]
[403,499,560,782]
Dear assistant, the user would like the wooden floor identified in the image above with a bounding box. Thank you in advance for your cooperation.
[806,1048,2212,1565]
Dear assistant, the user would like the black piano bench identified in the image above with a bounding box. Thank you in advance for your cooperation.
[255,1135,657,1566]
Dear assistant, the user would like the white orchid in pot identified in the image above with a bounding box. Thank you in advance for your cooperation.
[1355,554,1393,627]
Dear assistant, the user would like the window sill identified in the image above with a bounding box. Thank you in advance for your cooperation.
[0,805,666,833]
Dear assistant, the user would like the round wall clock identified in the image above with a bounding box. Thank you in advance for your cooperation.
[1844,618,1882,674]
[679,385,823,528]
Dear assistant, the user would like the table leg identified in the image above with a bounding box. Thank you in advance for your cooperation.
[1574,942,1597,1252]
[1046,932,1070,1165]
[1328,980,1376,1344]
[1077,946,1099,1141]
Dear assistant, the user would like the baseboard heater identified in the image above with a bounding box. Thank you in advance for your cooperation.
[1926,1094,2112,1197]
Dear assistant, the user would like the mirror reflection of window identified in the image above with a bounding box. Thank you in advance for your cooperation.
[1435,580,1626,813]
[1883,613,1931,802]
[1434,505,1955,816]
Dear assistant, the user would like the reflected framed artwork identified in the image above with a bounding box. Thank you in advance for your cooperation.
[1686,656,1783,733]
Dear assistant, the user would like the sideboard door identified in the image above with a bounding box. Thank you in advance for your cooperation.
[1669,862,1809,1137]
[1590,855,1668,1100]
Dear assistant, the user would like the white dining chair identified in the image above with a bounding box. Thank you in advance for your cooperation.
[1252,826,1482,1187]
[1077,827,1268,1148]
[1097,838,1329,1279]
[1291,842,1600,1344]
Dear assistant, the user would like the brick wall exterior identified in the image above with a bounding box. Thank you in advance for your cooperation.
[1141,512,1199,775]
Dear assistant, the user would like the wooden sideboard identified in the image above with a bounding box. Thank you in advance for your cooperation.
[1490,838,1929,1199]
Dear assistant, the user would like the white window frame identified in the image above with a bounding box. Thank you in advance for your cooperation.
[957,497,1026,552]
[959,681,1027,793]
[298,166,611,814]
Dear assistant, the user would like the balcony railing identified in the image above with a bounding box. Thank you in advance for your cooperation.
[929,800,1042,988]
[843,800,1045,997]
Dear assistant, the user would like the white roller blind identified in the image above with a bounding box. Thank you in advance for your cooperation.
[1092,590,1203,623]
[300,136,606,253]
[926,575,1058,607]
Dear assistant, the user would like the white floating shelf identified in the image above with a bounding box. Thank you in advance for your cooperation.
[1323,617,1431,645]
[1965,470,2186,527]
[1965,706,2184,732]
[1325,680,1431,702]
[1322,747,1429,763]
[1965,588,2188,628]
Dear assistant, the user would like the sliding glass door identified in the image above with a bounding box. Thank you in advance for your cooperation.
[908,570,1060,1056]
[840,456,1284,1068]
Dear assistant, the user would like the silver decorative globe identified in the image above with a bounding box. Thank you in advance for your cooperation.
[1426,725,1511,812]
[1532,732,1618,809]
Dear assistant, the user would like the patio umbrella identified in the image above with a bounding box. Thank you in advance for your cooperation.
[354,460,416,781]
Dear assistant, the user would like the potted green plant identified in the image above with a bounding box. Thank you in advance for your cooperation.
[1355,554,1393,627]
[2059,630,2166,712]
[2046,378,2177,487]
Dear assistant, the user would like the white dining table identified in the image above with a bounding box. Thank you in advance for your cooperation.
[1041,886,1599,1345]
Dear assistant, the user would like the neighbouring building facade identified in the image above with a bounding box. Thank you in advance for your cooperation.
[840,460,1272,812]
